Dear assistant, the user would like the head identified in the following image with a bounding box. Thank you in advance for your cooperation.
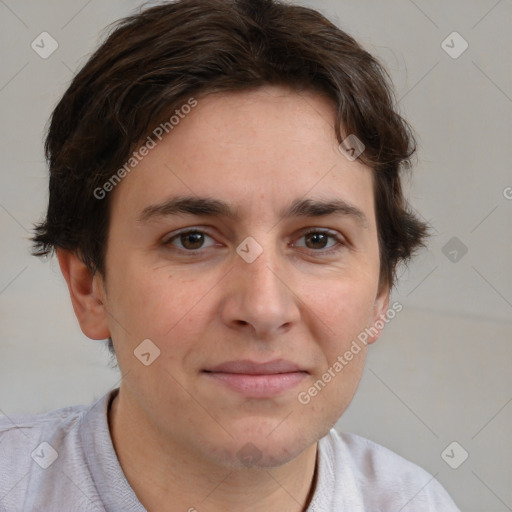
[32,0,428,468]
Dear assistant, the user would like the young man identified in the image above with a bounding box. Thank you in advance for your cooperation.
[0,0,460,510]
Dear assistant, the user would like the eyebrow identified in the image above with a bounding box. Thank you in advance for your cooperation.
[137,195,368,228]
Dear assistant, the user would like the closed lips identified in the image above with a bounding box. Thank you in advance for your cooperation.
[203,359,308,375]
[202,359,309,397]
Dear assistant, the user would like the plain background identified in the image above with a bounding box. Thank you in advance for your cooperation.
[0,1,511,510]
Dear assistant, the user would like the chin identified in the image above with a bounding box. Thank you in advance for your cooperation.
[231,440,306,470]
[202,422,318,470]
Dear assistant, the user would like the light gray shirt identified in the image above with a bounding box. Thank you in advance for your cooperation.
[0,388,460,511]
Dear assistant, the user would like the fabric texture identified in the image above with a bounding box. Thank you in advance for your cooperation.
[0,389,460,511]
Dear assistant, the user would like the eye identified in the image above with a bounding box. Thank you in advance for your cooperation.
[163,229,217,251]
[294,229,345,254]
[163,228,345,255]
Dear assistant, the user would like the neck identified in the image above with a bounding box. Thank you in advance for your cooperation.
[108,388,319,512]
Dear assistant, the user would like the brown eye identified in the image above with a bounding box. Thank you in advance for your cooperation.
[180,232,205,250]
[294,229,344,255]
[164,230,216,251]
[304,232,330,250]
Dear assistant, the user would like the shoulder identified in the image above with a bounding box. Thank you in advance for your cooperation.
[320,429,460,511]
[0,402,88,458]
[336,430,433,483]
[0,400,99,511]
[0,402,88,452]
[0,402,87,431]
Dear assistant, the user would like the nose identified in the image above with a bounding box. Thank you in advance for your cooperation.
[219,238,301,340]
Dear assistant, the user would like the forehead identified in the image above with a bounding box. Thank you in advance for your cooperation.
[109,85,376,227]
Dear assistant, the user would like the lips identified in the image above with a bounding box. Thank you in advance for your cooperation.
[204,359,305,375]
[203,359,308,397]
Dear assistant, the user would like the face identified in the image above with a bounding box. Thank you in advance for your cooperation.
[95,85,389,468]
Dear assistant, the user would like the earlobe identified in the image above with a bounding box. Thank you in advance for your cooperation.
[56,249,111,340]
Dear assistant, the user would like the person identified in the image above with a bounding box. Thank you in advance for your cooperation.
[0,0,461,510]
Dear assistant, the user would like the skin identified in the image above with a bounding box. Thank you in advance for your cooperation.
[58,85,390,512]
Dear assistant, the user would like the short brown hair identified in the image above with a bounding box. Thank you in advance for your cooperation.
[32,0,428,351]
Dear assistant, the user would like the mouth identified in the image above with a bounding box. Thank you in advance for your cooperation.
[202,359,308,397]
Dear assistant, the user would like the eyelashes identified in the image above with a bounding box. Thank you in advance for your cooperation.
[163,228,346,256]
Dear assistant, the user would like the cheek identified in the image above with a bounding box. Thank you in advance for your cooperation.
[112,264,216,343]
[300,282,374,422]
[305,277,377,351]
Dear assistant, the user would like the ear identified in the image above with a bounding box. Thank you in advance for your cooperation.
[366,284,391,345]
[57,248,111,340]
